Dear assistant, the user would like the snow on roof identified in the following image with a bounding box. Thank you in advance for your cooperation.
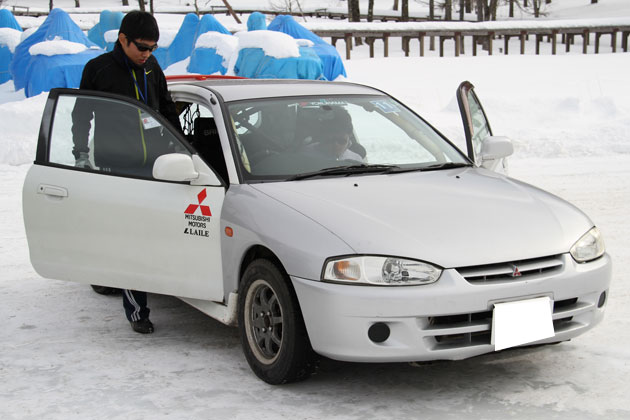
[28,39,88,56]
[0,28,22,53]
[195,32,238,59]
[235,30,300,58]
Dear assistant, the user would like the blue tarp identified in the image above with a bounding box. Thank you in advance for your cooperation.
[157,13,231,70]
[0,10,22,84]
[25,49,103,97]
[247,12,267,31]
[188,47,227,75]
[268,15,346,81]
[0,9,22,30]
[154,12,198,69]
[0,46,13,84]
[87,10,123,49]
[10,8,103,96]
[234,46,324,80]
[194,14,231,41]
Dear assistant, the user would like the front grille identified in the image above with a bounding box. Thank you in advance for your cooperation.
[425,297,581,350]
[457,255,564,284]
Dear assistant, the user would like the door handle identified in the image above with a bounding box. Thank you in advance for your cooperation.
[37,184,68,198]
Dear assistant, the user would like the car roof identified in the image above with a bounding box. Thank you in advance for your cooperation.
[166,77,387,102]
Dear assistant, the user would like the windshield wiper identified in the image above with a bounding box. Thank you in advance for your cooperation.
[386,162,472,174]
[288,164,400,181]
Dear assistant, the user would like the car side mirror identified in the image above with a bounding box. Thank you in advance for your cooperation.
[153,153,199,182]
[480,136,513,171]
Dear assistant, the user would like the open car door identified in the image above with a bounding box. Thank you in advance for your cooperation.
[22,89,226,302]
[456,81,513,173]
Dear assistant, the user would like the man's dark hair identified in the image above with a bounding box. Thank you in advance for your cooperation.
[119,10,159,42]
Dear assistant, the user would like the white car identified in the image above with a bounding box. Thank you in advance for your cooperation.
[23,77,611,384]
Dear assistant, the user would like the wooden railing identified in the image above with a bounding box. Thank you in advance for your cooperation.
[304,18,630,58]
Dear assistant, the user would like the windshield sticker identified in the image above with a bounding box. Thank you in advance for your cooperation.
[183,189,211,238]
[370,100,400,114]
[140,112,161,130]
[299,99,349,108]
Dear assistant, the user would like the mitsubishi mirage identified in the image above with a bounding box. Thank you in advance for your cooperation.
[23,77,612,384]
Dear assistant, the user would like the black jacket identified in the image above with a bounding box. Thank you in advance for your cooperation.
[72,42,181,169]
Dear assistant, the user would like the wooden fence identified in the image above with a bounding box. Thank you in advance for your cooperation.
[305,19,630,59]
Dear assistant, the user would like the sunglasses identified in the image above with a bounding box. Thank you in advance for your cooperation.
[131,39,158,52]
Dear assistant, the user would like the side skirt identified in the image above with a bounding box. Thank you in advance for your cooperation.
[178,292,239,326]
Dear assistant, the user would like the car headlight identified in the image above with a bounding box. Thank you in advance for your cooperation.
[570,227,605,263]
[322,256,441,286]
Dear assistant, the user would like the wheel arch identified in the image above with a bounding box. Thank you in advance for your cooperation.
[239,245,289,287]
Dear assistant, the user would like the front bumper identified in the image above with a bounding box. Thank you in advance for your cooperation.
[291,253,612,362]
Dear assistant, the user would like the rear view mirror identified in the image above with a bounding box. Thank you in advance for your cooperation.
[153,153,199,182]
[480,136,514,171]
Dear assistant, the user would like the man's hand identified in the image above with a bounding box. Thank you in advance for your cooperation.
[75,152,93,169]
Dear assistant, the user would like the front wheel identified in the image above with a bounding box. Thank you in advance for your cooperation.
[238,259,317,384]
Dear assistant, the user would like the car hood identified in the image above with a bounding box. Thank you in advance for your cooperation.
[250,168,593,268]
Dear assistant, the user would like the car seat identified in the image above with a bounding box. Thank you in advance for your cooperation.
[192,117,229,183]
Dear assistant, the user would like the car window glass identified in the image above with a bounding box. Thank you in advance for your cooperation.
[228,95,467,181]
[466,90,491,161]
[49,94,189,179]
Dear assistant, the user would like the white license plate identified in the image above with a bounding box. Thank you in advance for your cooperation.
[491,296,555,351]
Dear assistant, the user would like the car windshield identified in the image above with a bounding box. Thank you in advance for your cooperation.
[227,95,469,182]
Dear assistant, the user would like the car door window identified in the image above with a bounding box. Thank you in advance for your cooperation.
[466,90,492,159]
[457,81,493,165]
[177,101,230,183]
[49,93,190,179]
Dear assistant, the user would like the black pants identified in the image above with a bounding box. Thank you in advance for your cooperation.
[123,290,150,322]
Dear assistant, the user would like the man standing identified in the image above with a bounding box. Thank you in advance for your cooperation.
[73,11,181,334]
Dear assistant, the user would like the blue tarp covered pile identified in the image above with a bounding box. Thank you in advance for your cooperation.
[11,8,103,97]
[0,9,22,84]
[268,15,346,81]
[187,32,237,75]
[0,9,21,31]
[155,13,231,70]
[233,30,324,80]
[247,12,267,31]
[87,10,124,50]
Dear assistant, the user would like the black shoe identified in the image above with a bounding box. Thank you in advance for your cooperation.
[130,319,154,334]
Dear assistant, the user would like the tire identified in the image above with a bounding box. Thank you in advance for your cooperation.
[238,259,317,384]
[90,285,121,295]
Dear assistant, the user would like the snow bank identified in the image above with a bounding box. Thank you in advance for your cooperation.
[0,28,22,53]
[0,92,46,165]
[158,29,178,48]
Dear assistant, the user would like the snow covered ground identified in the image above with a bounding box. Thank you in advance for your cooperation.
[1,1,630,419]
